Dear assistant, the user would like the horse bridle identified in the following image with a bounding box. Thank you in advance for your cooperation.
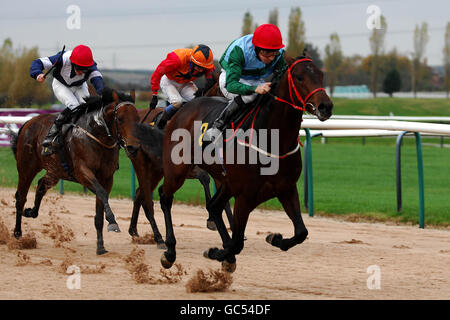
[97,101,135,149]
[112,101,135,150]
[272,58,326,115]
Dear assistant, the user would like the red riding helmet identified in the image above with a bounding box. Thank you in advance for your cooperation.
[190,44,214,69]
[252,24,285,50]
[70,45,94,67]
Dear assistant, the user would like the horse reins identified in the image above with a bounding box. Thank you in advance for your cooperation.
[272,58,325,113]
[74,126,118,149]
[232,58,325,159]
[75,101,134,149]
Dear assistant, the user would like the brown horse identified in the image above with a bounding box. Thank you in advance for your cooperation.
[136,54,333,272]
[128,107,233,248]
[9,88,140,255]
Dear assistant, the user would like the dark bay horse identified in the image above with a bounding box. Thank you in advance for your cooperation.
[136,54,333,272]
[9,88,140,255]
[128,107,233,248]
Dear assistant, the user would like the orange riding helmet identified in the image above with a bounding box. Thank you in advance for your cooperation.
[252,24,285,50]
[190,44,214,69]
[70,45,94,67]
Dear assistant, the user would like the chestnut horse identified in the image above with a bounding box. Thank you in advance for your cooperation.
[136,54,333,272]
[128,107,233,248]
[9,88,140,255]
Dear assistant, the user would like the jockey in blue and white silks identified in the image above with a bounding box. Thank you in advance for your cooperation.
[30,46,104,110]
[30,45,105,155]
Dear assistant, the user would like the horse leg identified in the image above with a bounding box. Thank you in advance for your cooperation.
[141,198,166,249]
[131,155,166,249]
[23,174,59,218]
[14,165,40,238]
[266,186,308,251]
[94,196,108,255]
[224,201,233,231]
[158,185,176,268]
[94,175,116,255]
[205,185,233,246]
[128,187,142,237]
[140,170,165,249]
[158,165,191,269]
[213,178,234,231]
[204,195,253,273]
[203,185,238,271]
[193,168,217,231]
[75,166,120,233]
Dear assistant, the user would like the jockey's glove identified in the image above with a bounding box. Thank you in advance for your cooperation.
[149,95,158,110]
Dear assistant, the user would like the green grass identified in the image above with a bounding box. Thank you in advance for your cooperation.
[332,97,450,116]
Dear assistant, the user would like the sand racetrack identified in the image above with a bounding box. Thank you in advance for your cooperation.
[0,187,448,300]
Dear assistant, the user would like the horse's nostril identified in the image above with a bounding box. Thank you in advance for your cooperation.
[319,102,333,114]
[126,145,139,155]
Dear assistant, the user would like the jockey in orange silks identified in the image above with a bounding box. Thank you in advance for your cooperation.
[150,44,215,129]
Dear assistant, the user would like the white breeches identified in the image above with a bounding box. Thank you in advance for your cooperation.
[52,78,90,110]
[159,75,198,108]
[219,70,265,104]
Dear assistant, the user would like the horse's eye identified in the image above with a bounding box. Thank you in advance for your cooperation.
[296,75,304,82]
[118,117,124,124]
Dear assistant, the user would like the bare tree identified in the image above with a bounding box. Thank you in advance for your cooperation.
[286,7,305,57]
[324,33,343,97]
[0,38,14,97]
[268,8,278,26]
[368,15,387,97]
[242,11,256,36]
[444,22,450,98]
[412,22,429,98]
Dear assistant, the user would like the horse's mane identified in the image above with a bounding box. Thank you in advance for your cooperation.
[101,87,133,105]
[295,54,307,60]
[72,87,133,121]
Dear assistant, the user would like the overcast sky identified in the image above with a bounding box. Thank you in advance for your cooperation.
[0,0,448,70]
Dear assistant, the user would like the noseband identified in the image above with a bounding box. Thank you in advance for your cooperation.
[273,58,325,113]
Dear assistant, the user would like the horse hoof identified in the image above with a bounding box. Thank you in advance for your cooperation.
[97,248,108,255]
[206,220,217,231]
[203,247,219,260]
[23,208,38,218]
[13,230,22,239]
[221,260,236,273]
[128,229,139,238]
[157,242,167,250]
[107,223,121,233]
[160,253,174,269]
[266,233,282,247]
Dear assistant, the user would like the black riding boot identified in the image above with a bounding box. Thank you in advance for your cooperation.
[203,96,243,142]
[41,107,72,156]
[155,104,180,130]
[155,110,172,129]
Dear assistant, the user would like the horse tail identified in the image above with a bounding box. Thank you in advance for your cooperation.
[7,125,23,160]
[135,123,164,159]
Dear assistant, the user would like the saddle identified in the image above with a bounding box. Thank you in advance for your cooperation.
[203,96,265,134]
[150,112,164,127]
[54,100,106,177]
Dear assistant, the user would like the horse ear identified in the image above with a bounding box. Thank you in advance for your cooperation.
[112,89,120,103]
[285,55,296,66]
[302,48,311,59]
[130,89,136,103]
